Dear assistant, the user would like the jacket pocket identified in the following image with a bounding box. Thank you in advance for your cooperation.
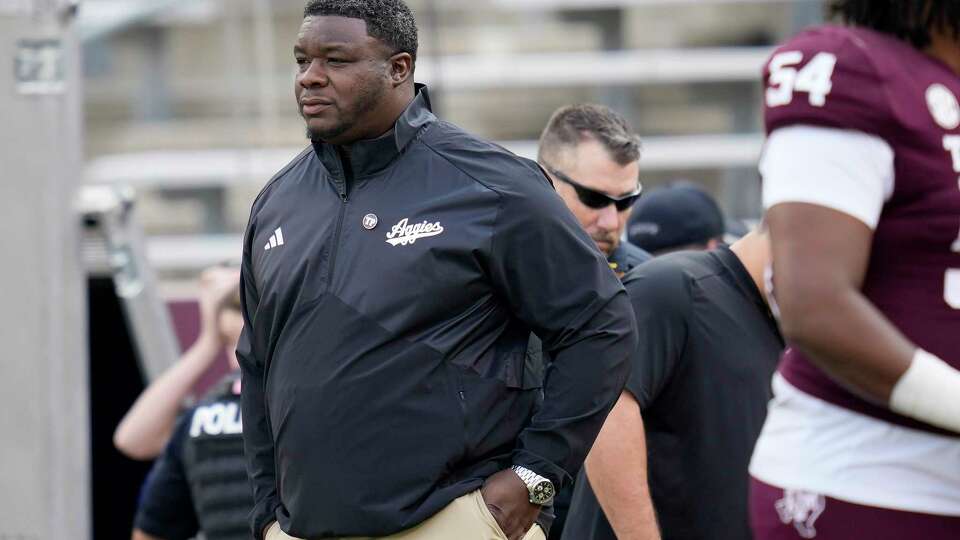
[520,334,545,390]
[475,491,510,540]
[497,333,544,390]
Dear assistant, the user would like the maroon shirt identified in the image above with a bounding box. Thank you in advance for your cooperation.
[763,25,960,435]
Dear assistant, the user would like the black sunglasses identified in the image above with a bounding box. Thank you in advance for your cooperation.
[540,162,643,211]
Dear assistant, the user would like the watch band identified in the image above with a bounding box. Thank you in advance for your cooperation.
[511,465,548,487]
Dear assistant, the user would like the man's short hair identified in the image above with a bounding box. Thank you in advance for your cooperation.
[303,0,419,62]
[538,104,642,166]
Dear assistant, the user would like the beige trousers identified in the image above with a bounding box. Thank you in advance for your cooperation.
[265,490,546,540]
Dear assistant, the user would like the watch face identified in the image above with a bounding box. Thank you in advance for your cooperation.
[530,480,555,505]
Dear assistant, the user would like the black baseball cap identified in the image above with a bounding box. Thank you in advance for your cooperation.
[626,182,725,254]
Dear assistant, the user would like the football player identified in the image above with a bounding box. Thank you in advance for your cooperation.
[749,2,960,538]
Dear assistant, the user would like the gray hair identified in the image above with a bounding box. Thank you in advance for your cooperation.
[538,104,642,166]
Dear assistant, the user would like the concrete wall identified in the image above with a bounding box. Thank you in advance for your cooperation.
[0,2,89,538]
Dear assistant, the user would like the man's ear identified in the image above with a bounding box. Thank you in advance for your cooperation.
[389,52,414,87]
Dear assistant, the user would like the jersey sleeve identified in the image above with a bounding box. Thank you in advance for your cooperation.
[763,27,893,140]
[761,125,895,229]
[133,411,200,540]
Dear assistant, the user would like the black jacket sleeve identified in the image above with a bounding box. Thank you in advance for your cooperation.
[237,231,281,539]
[485,167,638,489]
[622,261,692,409]
[134,412,199,540]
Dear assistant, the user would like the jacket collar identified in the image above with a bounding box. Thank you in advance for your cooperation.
[312,84,435,180]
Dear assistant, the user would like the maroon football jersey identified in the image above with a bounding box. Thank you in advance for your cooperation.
[763,25,960,435]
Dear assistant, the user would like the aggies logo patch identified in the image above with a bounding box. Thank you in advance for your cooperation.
[385,217,444,247]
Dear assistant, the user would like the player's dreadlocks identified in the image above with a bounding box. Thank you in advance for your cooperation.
[830,1,960,49]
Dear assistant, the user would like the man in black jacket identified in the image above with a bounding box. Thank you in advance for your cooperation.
[237,2,637,539]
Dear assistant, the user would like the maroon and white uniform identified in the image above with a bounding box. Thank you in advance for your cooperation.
[749,24,960,537]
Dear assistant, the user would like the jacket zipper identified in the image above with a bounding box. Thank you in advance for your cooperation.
[327,192,348,291]
[326,153,350,290]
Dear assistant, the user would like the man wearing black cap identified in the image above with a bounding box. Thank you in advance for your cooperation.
[627,182,725,255]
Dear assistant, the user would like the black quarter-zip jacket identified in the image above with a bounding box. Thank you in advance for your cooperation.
[237,86,637,539]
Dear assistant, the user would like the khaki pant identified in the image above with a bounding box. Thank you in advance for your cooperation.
[266,490,546,540]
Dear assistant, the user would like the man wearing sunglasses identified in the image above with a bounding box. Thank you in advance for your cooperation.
[536,104,649,540]
[537,104,650,280]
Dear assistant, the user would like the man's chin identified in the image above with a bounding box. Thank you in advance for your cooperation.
[595,240,617,256]
[306,121,348,143]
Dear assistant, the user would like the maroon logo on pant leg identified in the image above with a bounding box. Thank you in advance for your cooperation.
[775,489,826,538]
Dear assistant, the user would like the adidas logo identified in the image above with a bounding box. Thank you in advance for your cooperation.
[264,227,285,251]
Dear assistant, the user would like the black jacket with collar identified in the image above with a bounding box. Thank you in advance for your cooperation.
[237,86,637,539]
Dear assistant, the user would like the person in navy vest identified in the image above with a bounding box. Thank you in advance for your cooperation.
[129,270,250,540]
[132,372,250,540]
[115,266,243,461]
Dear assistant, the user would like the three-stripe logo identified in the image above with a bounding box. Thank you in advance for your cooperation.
[264,227,285,251]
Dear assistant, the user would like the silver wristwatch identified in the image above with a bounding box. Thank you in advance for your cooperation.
[511,465,556,505]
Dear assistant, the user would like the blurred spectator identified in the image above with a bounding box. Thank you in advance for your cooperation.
[126,265,251,540]
[562,230,783,540]
[626,182,725,255]
[132,369,250,540]
[113,266,242,460]
[538,104,651,279]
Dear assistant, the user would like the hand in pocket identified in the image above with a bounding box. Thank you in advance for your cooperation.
[480,469,540,540]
